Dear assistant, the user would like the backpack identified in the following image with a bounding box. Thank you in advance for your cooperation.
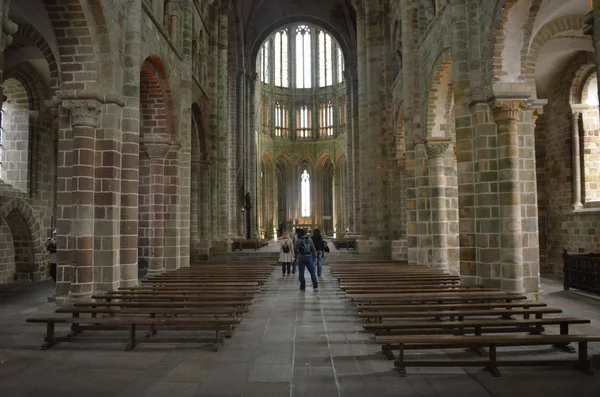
[301,237,312,255]
[282,239,290,253]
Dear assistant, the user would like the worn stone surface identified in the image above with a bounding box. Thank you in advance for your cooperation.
[1,268,600,396]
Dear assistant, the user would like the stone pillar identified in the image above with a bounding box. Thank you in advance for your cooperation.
[164,140,180,271]
[356,2,369,245]
[142,134,170,276]
[190,160,200,260]
[490,99,526,294]
[426,138,451,272]
[62,99,100,300]
[120,0,143,287]
[585,3,600,109]
[197,160,212,258]
[571,110,583,210]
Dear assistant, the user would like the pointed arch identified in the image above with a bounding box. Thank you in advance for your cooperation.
[140,56,178,138]
[426,55,453,139]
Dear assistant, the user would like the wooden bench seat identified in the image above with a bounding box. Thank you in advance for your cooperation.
[57,306,248,318]
[92,294,253,303]
[348,292,525,304]
[119,286,261,293]
[339,281,461,289]
[374,334,600,377]
[26,316,241,351]
[345,287,496,295]
[366,317,590,338]
[359,307,562,323]
[357,301,547,312]
[108,289,258,296]
[75,301,250,309]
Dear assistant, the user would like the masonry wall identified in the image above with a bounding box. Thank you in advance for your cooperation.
[543,52,600,274]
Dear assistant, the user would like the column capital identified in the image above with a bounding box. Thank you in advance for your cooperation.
[489,99,528,121]
[425,137,452,159]
[141,133,170,159]
[62,99,101,128]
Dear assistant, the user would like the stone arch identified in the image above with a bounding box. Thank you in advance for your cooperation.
[1,77,31,193]
[426,56,453,139]
[488,0,527,85]
[523,15,585,92]
[296,154,314,175]
[570,64,597,105]
[5,62,51,112]
[0,198,45,281]
[4,23,61,95]
[140,56,178,138]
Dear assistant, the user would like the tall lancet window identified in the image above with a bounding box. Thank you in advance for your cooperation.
[320,101,334,137]
[274,29,289,87]
[318,31,332,87]
[301,169,311,217]
[274,102,288,137]
[297,105,311,138]
[337,47,344,83]
[296,25,312,88]
[260,40,270,84]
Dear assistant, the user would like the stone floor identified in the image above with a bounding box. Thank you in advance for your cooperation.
[1,267,600,397]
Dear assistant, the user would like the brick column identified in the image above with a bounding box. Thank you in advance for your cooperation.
[356,1,369,244]
[426,138,451,272]
[490,99,526,294]
[571,110,584,210]
[142,134,170,276]
[62,99,100,300]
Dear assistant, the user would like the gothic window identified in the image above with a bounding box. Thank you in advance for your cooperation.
[297,105,312,139]
[296,25,312,88]
[337,47,344,83]
[320,101,334,137]
[318,31,332,87]
[580,73,600,203]
[260,40,270,84]
[275,102,288,137]
[301,169,311,217]
[274,29,289,87]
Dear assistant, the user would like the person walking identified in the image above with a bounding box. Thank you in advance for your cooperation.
[294,228,318,290]
[311,228,324,278]
[279,232,294,275]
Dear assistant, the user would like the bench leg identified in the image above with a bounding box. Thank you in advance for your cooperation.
[212,327,223,352]
[393,345,407,377]
[381,344,395,360]
[41,323,55,350]
[125,324,136,351]
[553,324,575,353]
[485,345,501,377]
[469,327,488,357]
[68,313,81,337]
[576,341,594,375]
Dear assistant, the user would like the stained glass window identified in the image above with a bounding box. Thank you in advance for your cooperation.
[301,170,311,217]
[296,26,312,88]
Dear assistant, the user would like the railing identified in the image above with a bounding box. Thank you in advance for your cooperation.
[563,248,600,296]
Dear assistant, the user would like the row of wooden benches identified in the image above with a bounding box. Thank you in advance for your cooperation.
[231,239,269,251]
[331,239,357,250]
[329,262,600,377]
[26,262,274,351]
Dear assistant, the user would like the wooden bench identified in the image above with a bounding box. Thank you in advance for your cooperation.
[359,307,562,323]
[349,292,527,304]
[26,316,241,351]
[74,301,250,309]
[331,239,357,250]
[91,294,253,303]
[357,301,547,312]
[345,287,497,295]
[108,289,258,297]
[374,334,600,377]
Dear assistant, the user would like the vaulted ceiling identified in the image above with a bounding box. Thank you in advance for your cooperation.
[237,0,356,69]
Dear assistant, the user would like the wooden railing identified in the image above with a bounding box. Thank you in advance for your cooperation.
[563,248,600,296]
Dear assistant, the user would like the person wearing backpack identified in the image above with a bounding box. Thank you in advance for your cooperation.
[293,228,318,290]
[311,229,325,278]
[279,231,294,275]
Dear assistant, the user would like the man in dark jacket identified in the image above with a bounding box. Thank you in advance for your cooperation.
[293,228,318,290]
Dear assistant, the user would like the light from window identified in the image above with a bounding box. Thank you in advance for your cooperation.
[301,169,311,217]
[297,105,311,138]
[584,75,598,106]
[296,26,311,88]
[261,40,270,84]
[337,47,344,83]
[319,31,332,87]
[274,29,289,87]
[275,102,288,137]
[320,101,334,137]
